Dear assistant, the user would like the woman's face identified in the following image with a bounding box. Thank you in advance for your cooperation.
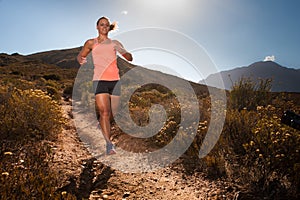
[97,18,110,35]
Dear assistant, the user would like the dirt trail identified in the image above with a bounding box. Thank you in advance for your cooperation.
[51,100,241,200]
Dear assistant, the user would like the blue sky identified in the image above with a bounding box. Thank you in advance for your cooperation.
[1,0,300,81]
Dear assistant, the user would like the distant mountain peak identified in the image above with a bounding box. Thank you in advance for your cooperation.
[201,61,300,92]
[249,61,282,68]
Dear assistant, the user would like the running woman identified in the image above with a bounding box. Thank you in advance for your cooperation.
[77,16,133,155]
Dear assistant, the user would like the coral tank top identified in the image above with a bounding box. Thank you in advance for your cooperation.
[91,38,121,81]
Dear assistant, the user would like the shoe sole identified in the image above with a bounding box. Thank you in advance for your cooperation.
[107,149,116,155]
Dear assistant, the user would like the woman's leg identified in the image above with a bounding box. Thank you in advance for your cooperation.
[95,93,112,143]
[110,95,120,121]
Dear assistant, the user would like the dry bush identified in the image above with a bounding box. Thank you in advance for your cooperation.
[0,86,76,199]
[0,87,65,141]
[208,77,300,198]
[0,141,76,200]
[229,76,272,110]
[242,105,300,197]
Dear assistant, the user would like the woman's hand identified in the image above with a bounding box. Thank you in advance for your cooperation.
[77,56,87,65]
[122,52,133,61]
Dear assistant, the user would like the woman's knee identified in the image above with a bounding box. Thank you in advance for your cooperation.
[98,108,111,118]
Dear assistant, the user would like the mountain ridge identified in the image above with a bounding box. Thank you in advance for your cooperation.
[201,61,300,92]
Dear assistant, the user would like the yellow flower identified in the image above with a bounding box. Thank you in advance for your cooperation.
[243,143,249,148]
[1,172,9,176]
[285,133,291,137]
[256,106,263,111]
[199,121,207,126]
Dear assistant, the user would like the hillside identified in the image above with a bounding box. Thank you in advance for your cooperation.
[201,61,300,92]
[0,48,211,98]
[27,47,82,68]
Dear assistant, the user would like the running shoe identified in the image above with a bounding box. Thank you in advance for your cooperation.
[106,143,116,155]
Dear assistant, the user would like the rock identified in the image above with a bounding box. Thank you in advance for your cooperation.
[122,191,130,198]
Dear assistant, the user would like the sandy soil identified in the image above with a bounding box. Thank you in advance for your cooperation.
[50,100,243,200]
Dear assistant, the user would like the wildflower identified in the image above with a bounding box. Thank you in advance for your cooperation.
[1,172,9,176]
[61,191,67,195]
[243,143,249,148]
[199,121,207,126]
[4,152,13,155]
[257,106,263,111]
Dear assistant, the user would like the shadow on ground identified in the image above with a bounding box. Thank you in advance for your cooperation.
[57,158,114,199]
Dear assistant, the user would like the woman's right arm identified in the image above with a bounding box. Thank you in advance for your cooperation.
[77,39,94,65]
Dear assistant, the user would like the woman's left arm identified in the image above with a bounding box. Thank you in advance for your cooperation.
[113,40,133,61]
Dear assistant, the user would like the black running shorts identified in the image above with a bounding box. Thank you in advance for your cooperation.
[93,80,121,96]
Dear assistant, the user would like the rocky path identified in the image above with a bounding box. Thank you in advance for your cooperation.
[50,100,240,200]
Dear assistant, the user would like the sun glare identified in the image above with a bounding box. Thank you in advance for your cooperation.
[145,0,186,8]
[135,0,192,14]
[132,0,199,27]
